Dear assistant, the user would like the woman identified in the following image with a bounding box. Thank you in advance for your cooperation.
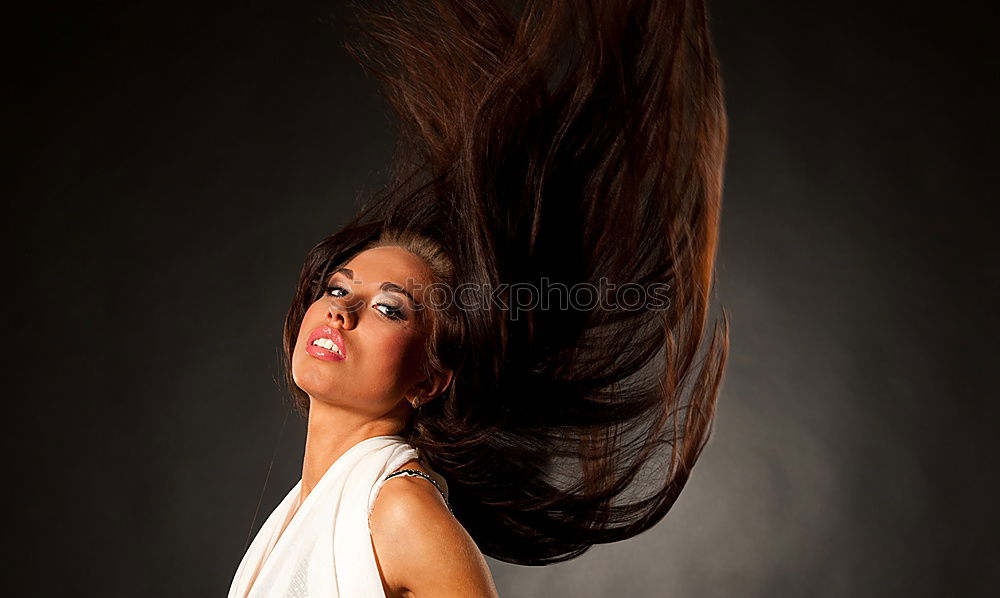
[229,0,729,596]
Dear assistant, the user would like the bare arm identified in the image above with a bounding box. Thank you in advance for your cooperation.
[370,475,499,598]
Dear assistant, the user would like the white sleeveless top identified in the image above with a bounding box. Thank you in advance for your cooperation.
[227,435,449,598]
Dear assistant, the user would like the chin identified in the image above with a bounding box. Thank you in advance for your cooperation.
[292,358,340,401]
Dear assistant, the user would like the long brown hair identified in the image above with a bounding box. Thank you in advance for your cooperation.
[281,0,729,565]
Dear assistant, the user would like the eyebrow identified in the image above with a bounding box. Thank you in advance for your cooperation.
[331,267,418,306]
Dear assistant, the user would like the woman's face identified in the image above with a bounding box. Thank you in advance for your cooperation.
[292,245,438,416]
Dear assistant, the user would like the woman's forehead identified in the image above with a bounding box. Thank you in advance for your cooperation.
[340,246,433,293]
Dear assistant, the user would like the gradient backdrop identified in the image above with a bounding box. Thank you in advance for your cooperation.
[7,1,997,596]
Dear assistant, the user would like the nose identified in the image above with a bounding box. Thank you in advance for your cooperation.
[326,294,359,329]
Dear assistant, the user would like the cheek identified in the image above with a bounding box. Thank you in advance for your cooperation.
[359,330,428,402]
[368,330,420,378]
[291,301,329,377]
[293,303,323,352]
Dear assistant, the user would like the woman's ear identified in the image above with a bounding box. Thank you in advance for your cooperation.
[407,368,454,407]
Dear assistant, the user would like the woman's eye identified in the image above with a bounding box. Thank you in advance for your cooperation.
[324,284,348,298]
[375,303,406,321]
[325,283,406,321]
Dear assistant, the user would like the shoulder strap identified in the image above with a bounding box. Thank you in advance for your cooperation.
[382,469,451,511]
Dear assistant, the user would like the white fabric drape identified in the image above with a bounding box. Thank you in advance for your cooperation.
[227,435,448,598]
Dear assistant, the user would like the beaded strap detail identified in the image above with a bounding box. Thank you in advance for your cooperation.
[383,469,450,511]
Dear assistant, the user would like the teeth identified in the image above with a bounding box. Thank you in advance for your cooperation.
[311,337,343,356]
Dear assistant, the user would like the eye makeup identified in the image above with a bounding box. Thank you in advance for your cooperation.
[323,276,414,323]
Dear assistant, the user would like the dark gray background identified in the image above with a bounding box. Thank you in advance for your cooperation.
[7,1,997,596]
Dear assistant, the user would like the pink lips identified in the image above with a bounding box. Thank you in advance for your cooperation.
[306,325,347,362]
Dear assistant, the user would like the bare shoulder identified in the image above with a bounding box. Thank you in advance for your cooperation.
[370,466,499,598]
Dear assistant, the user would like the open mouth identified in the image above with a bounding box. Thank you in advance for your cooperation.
[306,325,347,361]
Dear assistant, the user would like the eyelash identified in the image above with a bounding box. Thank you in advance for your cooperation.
[323,284,407,322]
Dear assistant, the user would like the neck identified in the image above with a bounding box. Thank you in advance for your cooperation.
[299,399,409,504]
